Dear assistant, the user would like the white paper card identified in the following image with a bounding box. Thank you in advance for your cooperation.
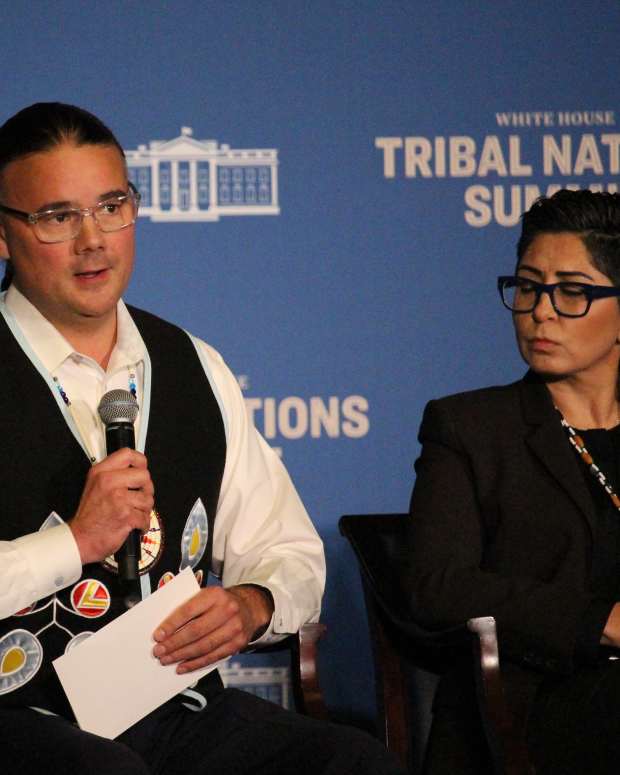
[53,567,225,739]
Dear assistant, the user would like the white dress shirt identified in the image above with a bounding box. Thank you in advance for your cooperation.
[0,287,325,644]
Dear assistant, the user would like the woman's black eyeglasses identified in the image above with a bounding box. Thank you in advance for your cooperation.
[497,275,620,318]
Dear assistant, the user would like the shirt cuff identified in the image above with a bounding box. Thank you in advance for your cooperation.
[247,611,279,647]
[247,581,321,647]
[14,521,82,600]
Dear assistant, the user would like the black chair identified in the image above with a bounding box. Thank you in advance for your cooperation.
[339,513,534,775]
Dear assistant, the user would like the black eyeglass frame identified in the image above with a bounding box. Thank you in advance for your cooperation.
[497,275,620,318]
[0,182,141,243]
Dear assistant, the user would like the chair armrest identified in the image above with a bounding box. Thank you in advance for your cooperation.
[468,617,535,775]
[291,623,329,719]
[256,623,328,719]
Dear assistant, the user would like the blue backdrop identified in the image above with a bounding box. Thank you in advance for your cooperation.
[3,0,620,725]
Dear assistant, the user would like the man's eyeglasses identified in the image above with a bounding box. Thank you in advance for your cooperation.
[497,275,620,318]
[0,182,141,244]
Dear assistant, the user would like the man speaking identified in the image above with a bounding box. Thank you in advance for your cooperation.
[0,103,403,774]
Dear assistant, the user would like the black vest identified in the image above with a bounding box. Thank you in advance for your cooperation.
[0,306,226,717]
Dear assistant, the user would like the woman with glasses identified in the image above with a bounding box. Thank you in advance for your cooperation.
[406,189,620,775]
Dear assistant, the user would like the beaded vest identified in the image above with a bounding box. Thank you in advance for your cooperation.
[0,306,226,717]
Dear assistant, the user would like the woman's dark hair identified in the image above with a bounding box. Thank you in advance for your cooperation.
[517,189,620,286]
[0,102,124,290]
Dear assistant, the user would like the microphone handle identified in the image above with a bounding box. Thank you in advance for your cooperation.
[105,421,135,454]
[106,421,141,585]
[117,530,142,584]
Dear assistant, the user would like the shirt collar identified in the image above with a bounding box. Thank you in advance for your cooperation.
[4,284,146,373]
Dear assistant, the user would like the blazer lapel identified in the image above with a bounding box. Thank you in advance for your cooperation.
[519,373,596,534]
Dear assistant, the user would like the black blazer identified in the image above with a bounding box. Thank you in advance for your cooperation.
[407,371,612,726]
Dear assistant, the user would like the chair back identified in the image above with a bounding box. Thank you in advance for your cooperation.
[339,513,535,775]
[339,513,439,772]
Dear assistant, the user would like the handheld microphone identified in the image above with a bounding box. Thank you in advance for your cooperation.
[97,389,141,596]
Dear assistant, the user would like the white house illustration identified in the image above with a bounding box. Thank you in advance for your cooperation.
[219,661,291,709]
[125,127,279,222]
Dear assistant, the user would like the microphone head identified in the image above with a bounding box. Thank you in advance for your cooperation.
[98,389,139,426]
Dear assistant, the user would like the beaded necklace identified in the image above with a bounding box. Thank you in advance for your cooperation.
[53,366,137,406]
[558,411,620,511]
[52,366,138,463]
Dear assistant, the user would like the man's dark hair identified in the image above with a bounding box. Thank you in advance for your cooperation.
[0,102,124,178]
[0,103,125,290]
[517,189,620,286]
